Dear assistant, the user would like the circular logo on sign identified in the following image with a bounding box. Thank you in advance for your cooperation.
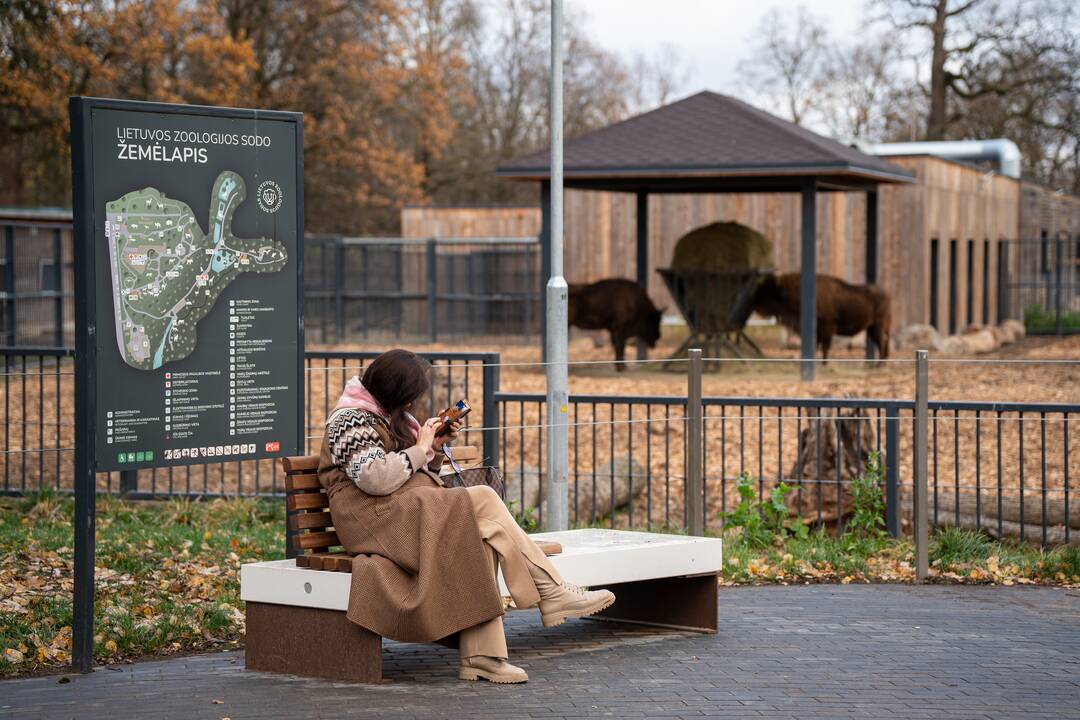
[256,180,283,213]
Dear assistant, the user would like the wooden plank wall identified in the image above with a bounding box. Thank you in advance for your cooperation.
[401,156,1026,331]
[882,156,1020,330]
[1019,181,1080,240]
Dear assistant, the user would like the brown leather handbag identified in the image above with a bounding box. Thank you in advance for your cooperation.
[440,446,504,499]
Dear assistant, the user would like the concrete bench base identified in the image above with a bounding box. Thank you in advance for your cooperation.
[242,529,722,682]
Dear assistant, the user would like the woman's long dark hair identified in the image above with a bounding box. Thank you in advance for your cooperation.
[362,349,431,450]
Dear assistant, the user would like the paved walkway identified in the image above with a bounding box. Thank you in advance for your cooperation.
[3,585,1079,720]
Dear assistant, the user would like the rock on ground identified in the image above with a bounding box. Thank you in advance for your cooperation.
[893,323,944,351]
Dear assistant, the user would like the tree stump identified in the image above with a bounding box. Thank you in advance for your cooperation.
[786,406,876,527]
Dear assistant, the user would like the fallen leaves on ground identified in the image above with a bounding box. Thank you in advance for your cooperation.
[1,495,283,677]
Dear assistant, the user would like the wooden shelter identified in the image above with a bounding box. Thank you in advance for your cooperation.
[496,91,914,378]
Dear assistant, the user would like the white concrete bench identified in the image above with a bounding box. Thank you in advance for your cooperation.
[240,457,722,683]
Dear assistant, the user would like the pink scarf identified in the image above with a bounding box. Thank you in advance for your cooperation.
[330,376,434,463]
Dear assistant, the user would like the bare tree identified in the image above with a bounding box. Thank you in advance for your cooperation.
[428,0,642,204]
[628,43,691,114]
[820,33,906,140]
[736,6,831,126]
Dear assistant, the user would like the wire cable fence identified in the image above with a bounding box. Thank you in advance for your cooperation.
[0,347,1077,545]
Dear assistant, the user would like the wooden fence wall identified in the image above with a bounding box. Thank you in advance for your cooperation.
[402,156,1030,331]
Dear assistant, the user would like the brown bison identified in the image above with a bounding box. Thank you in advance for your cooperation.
[751,273,891,360]
[568,279,663,370]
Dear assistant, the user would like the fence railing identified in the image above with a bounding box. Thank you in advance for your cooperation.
[495,390,1078,546]
[0,213,540,347]
[0,348,499,499]
[304,235,540,343]
[0,217,75,347]
[1000,237,1080,335]
[1,346,1077,546]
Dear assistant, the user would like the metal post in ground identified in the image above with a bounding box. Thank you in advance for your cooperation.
[686,348,704,536]
[544,0,569,532]
[334,239,345,343]
[54,228,64,347]
[885,410,900,537]
[481,353,500,470]
[119,469,138,496]
[1055,236,1063,336]
[914,350,929,581]
[426,239,438,344]
[4,225,16,345]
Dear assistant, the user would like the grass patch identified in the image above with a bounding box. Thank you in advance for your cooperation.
[0,494,283,676]
[721,526,1080,586]
[930,527,995,565]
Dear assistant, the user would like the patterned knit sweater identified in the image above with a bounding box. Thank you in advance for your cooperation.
[325,408,440,496]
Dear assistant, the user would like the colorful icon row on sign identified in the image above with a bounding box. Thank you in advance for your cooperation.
[117,451,154,464]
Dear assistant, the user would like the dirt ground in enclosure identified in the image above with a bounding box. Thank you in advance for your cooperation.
[2,331,1078,535]
[397,330,1080,405]
[303,331,1080,532]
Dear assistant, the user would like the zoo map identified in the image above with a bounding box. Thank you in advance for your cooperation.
[104,171,287,370]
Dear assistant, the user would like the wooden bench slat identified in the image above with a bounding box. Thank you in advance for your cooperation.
[296,530,340,550]
[289,511,333,531]
[285,474,322,492]
[303,551,353,572]
[282,456,320,473]
[287,492,330,511]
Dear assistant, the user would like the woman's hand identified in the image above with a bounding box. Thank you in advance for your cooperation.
[416,417,442,454]
[432,420,462,451]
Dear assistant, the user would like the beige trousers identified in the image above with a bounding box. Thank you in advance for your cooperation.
[457,485,565,659]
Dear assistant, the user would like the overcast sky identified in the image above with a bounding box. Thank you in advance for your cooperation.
[573,0,870,99]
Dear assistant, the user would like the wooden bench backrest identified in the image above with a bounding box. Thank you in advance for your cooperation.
[282,446,484,572]
[282,456,351,571]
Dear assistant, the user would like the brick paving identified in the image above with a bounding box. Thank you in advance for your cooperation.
[2,585,1079,720]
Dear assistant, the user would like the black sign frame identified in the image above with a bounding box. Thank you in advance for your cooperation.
[69,96,304,671]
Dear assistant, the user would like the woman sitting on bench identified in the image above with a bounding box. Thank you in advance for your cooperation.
[319,349,615,684]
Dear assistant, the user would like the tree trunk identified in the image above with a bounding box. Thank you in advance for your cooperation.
[926,0,950,140]
[786,407,876,527]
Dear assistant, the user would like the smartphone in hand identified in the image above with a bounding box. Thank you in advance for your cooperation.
[435,399,471,436]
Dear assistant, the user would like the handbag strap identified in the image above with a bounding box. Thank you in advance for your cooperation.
[442,445,466,481]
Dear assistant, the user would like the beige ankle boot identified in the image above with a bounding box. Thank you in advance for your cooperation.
[459,655,528,683]
[530,563,616,628]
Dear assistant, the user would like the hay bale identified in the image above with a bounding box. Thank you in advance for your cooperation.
[671,222,774,271]
[666,222,774,334]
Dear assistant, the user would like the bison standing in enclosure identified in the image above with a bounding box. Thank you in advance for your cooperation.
[568,279,663,370]
[751,273,891,360]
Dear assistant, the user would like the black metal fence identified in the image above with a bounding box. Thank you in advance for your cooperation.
[1000,237,1080,335]
[0,215,75,347]
[0,214,540,347]
[496,391,1078,546]
[0,348,499,499]
[1,346,1077,546]
[304,236,540,343]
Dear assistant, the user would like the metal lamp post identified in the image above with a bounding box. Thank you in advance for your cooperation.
[545,0,569,531]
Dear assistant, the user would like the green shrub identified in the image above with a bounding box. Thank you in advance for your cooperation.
[845,452,887,550]
[721,473,808,547]
[507,500,539,533]
[1023,304,1080,333]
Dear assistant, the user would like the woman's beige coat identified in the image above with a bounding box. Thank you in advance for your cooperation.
[318,416,504,643]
